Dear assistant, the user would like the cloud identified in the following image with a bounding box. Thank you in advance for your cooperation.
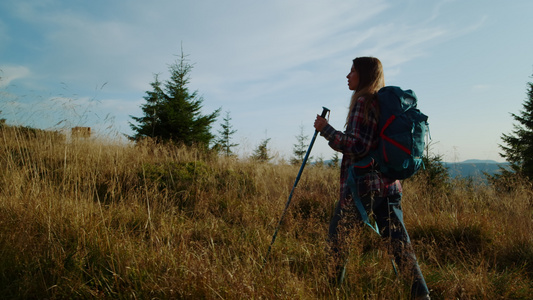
[0,65,31,87]
[192,1,389,78]
[1,0,452,101]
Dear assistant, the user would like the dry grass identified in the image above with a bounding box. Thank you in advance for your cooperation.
[0,125,531,299]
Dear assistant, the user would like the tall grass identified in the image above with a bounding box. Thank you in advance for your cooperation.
[0,125,531,299]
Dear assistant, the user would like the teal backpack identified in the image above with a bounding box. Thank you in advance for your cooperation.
[351,86,428,180]
[374,86,428,179]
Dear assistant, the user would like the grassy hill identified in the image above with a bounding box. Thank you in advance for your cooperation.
[0,125,531,299]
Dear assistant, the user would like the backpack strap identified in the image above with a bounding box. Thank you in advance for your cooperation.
[347,159,380,234]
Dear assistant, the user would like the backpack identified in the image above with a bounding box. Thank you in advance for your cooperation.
[352,86,428,180]
[372,86,428,179]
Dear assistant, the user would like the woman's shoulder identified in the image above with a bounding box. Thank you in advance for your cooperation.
[356,96,366,103]
[355,94,379,109]
[356,93,378,102]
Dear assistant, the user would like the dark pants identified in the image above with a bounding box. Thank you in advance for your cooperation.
[328,193,429,298]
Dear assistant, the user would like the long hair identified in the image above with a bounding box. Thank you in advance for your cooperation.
[346,57,385,126]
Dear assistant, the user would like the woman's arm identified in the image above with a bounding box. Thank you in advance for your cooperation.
[315,98,378,158]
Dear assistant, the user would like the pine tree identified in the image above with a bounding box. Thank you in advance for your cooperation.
[215,111,238,156]
[291,125,311,165]
[251,138,272,162]
[315,155,325,167]
[129,51,220,146]
[329,152,340,168]
[129,74,165,139]
[419,153,449,189]
[499,76,533,179]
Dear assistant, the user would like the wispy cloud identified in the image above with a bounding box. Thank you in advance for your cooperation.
[1,0,455,98]
[0,66,31,88]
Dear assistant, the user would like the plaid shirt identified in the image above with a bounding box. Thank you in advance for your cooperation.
[321,96,402,207]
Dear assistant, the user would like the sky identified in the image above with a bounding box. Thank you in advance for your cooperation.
[1,0,532,163]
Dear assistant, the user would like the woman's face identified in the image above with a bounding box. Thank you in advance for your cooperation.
[346,64,359,91]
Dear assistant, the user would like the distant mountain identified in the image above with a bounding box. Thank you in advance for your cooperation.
[443,160,510,178]
[318,159,510,179]
[460,159,502,164]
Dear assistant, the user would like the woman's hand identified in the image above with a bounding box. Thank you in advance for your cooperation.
[314,115,328,132]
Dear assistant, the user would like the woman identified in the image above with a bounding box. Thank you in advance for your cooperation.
[314,57,430,300]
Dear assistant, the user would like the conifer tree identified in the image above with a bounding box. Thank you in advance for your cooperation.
[251,138,272,162]
[499,76,533,179]
[420,153,449,189]
[329,152,340,168]
[315,155,325,167]
[129,74,165,139]
[215,111,238,156]
[291,125,311,165]
[129,51,220,146]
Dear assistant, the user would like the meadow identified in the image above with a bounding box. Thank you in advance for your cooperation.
[0,125,531,299]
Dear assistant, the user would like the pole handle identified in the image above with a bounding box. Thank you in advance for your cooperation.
[320,106,330,118]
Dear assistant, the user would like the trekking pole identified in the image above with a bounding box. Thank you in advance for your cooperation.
[262,106,330,268]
